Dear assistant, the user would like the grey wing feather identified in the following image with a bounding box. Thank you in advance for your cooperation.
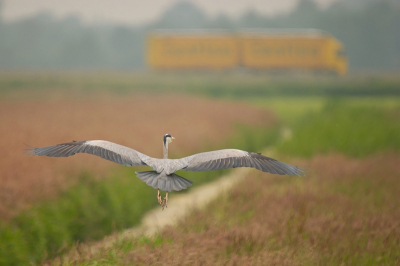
[177,149,304,176]
[27,140,151,167]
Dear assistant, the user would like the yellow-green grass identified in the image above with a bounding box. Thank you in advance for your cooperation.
[251,96,400,124]
[250,96,400,157]
[275,100,400,157]
[250,96,327,124]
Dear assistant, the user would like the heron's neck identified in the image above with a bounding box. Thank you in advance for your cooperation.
[163,142,168,159]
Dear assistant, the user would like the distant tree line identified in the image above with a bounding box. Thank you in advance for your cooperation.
[0,0,398,70]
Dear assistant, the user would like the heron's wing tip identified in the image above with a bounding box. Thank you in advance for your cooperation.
[23,143,38,156]
[290,166,307,177]
[298,167,308,176]
[25,148,37,156]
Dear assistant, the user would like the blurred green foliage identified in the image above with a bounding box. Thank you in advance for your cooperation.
[1,72,400,99]
[277,101,400,157]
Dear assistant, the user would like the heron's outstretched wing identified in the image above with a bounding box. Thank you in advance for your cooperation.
[175,149,304,176]
[27,140,152,167]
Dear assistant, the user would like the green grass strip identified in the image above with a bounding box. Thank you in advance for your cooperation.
[277,100,400,157]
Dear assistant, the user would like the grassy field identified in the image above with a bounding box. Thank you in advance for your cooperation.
[54,94,400,265]
[0,80,277,265]
[0,71,399,265]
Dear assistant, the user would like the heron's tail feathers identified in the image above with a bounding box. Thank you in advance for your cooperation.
[135,171,193,192]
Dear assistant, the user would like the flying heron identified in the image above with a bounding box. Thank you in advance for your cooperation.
[28,134,304,209]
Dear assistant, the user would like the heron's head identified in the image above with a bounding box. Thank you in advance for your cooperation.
[163,134,175,147]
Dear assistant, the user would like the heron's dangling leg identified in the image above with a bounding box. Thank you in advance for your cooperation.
[157,189,162,205]
[161,192,168,210]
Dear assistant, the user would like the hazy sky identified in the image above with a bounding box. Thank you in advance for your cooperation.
[1,0,338,25]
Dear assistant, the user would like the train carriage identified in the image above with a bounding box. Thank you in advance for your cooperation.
[147,29,347,75]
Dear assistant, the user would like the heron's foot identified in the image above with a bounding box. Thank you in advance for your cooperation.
[161,192,168,210]
[157,189,162,205]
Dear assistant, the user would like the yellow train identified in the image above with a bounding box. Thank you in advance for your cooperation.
[147,30,348,75]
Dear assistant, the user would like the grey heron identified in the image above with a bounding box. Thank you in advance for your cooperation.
[28,134,304,209]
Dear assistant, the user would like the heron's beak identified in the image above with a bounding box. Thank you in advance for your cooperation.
[172,137,176,140]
